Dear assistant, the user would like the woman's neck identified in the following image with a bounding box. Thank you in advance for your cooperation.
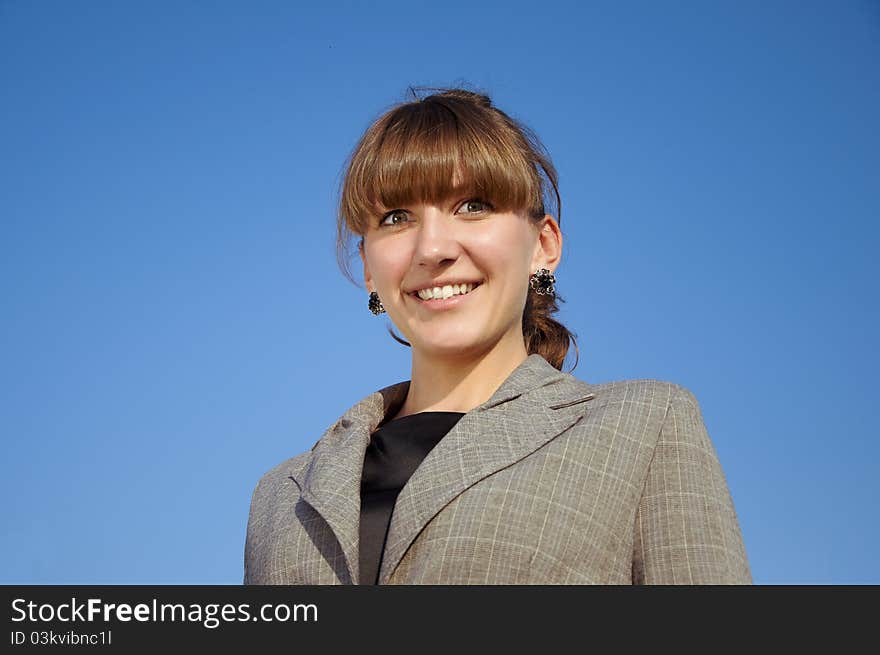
[391,335,529,420]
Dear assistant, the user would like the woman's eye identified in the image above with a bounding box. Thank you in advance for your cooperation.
[458,199,492,214]
[379,210,409,227]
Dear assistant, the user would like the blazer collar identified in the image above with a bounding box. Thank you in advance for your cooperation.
[295,353,596,585]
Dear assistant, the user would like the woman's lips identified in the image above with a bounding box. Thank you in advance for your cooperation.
[409,283,481,311]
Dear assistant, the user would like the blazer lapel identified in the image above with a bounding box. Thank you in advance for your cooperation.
[377,354,596,585]
[297,379,410,584]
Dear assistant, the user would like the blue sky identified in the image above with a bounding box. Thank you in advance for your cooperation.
[1,0,877,584]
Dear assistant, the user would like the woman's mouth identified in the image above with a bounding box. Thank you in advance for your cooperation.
[409,282,482,310]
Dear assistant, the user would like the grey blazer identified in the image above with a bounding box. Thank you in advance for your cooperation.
[244,354,751,584]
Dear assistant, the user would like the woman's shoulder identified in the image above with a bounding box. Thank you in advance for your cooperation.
[249,450,311,504]
[564,376,709,441]
[248,382,405,498]
[571,376,717,452]
[572,374,695,408]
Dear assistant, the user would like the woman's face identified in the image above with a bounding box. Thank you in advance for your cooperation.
[360,197,561,360]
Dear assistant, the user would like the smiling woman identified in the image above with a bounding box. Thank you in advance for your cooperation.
[243,87,752,586]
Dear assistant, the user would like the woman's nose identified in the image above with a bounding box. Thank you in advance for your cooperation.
[413,207,461,267]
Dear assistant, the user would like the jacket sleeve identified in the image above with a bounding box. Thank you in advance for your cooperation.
[632,386,752,584]
[243,475,267,585]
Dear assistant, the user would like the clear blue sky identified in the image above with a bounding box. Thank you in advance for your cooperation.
[1,0,877,584]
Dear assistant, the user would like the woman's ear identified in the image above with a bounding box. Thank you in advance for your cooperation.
[359,239,374,292]
[531,215,563,272]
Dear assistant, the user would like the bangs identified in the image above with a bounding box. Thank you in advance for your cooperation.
[341,98,546,234]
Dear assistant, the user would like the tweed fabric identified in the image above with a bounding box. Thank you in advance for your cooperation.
[244,354,751,585]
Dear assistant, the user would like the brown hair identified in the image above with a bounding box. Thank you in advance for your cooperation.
[336,86,579,372]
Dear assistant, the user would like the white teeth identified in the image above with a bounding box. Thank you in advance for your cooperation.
[416,282,479,301]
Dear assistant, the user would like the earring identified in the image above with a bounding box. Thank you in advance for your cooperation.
[529,267,556,297]
[368,291,386,315]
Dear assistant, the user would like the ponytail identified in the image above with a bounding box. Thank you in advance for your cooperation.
[522,285,579,372]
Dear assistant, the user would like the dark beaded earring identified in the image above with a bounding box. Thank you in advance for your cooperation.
[368,291,386,315]
[529,268,557,297]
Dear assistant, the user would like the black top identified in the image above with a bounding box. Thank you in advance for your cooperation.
[359,411,465,585]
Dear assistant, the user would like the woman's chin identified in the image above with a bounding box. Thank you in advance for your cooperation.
[412,337,488,360]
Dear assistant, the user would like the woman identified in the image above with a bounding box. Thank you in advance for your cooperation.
[244,88,752,585]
